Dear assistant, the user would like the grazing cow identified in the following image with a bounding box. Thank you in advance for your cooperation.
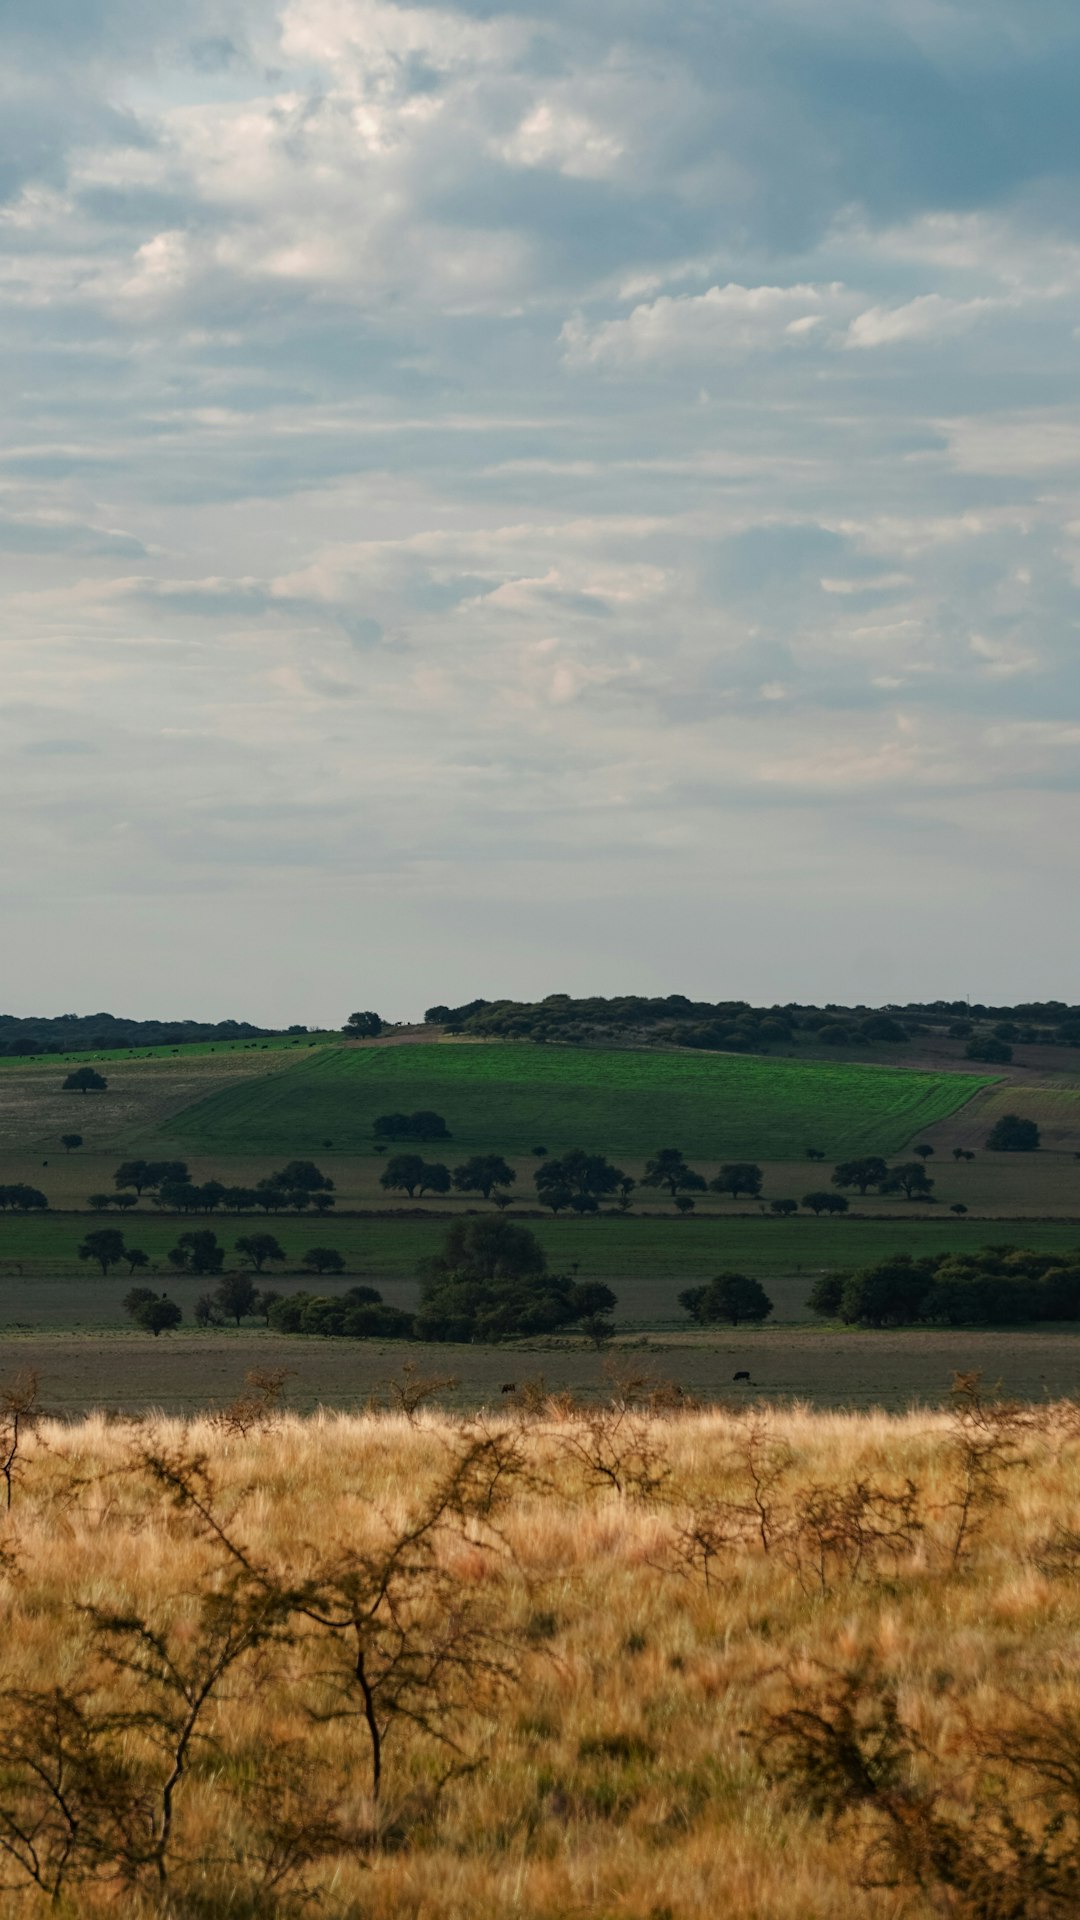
[500,1382,517,1394]
[733,1370,751,1382]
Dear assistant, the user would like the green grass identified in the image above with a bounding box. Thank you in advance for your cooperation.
[5,1211,1078,1291]
[161,1042,989,1160]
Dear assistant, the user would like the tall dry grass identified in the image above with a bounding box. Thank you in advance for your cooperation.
[1,1370,1080,1915]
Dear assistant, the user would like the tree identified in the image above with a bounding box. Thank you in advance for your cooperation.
[536,1150,624,1202]
[642,1148,704,1198]
[882,1163,935,1201]
[214,1272,259,1325]
[801,1191,849,1216]
[87,1193,113,1212]
[986,1114,1040,1152]
[194,1292,222,1328]
[838,1257,936,1327]
[807,1272,849,1318]
[344,1011,383,1037]
[112,1192,138,1212]
[60,1134,82,1153]
[424,1217,546,1284]
[831,1157,887,1195]
[302,1247,346,1275]
[710,1163,763,1200]
[913,1143,935,1161]
[769,1198,798,1217]
[966,1036,1013,1064]
[678,1273,773,1326]
[62,1067,107,1094]
[452,1156,516,1202]
[114,1160,152,1194]
[78,1228,127,1275]
[125,1246,149,1274]
[273,1160,334,1194]
[167,1231,224,1276]
[123,1285,157,1318]
[135,1295,182,1337]
[234,1233,285,1273]
[380,1155,450,1199]
[538,1183,573,1215]
[805,1147,826,1161]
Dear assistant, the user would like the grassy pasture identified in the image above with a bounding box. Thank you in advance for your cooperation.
[6,1209,1080,1280]
[5,1324,1080,1414]
[161,1040,989,1159]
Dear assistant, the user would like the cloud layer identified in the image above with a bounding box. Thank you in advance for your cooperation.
[4,0,1080,1016]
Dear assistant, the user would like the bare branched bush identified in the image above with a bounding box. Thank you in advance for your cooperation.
[759,1658,1080,1916]
[0,1369,39,1512]
[210,1367,293,1438]
[384,1360,460,1423]
[781,1477,922,1596]
[945,1371,1032,1569]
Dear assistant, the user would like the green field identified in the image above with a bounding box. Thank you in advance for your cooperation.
[5,1214,1079,1316]
[162,1042,988,1160]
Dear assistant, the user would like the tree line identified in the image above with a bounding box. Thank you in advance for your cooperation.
[809,1244,1080,1325]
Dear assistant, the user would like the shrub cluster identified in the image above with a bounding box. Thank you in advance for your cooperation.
[809,1245,1080,1326]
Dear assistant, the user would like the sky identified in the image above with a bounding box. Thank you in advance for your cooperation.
[3,0,1080,1023]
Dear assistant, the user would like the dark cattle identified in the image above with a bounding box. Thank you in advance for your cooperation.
[500,1382,517,1393]
[733,1370,751,1382]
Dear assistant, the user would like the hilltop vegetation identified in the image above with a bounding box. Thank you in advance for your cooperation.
[426,990,1080,1057]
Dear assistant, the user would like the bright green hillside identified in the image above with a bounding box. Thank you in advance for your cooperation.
[162,1042,988,1160]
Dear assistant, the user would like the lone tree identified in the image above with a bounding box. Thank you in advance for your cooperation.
[769,1197,798,1217]
[78,1228,128,1274]
[302,1247,346,1275]
[642,1148,706,1199]
[710,1163,763,1200]
[60,1133,82,1153]
[679,1273,773,1326]
[234,1232,285,1272]
[913,1143,936,1161]
[215,1271,260,1325]
[125,1290,182,1336]
[831,1157,887,1195]
[452,1156,516,1202]
[63,1067,107,1094]
[882,1162,935,1201]
[986,1113,1041,1152]
[344,1010,383,1037]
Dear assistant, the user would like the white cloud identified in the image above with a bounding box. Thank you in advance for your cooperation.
[846,292,1002,349]
[561,281,850,367]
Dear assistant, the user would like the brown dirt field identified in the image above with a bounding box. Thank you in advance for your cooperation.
[0,1051,295,1155]
[6,1323,1080,1416]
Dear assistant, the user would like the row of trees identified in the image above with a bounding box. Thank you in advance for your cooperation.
[809,1245,1080,1326]
[77,1227,346,1280]
[84,1158,337,1216]
[375,1144,983,1215]
[273,1219,616,1346]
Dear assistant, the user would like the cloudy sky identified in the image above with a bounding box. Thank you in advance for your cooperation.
[4,0,1080,1022]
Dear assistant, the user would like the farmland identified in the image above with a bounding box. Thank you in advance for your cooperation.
[161,1040,988,1160]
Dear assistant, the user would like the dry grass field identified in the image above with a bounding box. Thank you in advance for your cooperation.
[3,1387,1080,1916]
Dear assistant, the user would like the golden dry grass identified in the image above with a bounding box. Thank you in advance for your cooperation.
[3,1379,1080,1916]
